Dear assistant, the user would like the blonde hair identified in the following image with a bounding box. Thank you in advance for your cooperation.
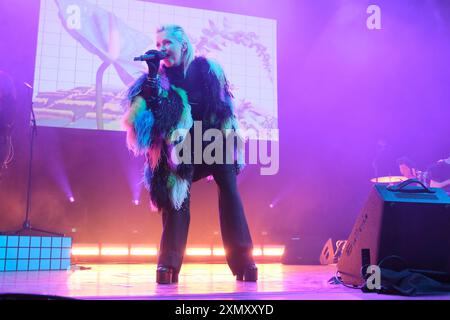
[157,25,194,75]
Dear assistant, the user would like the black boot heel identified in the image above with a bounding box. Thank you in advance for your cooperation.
[156,266,174,284]
[236,264,258,282]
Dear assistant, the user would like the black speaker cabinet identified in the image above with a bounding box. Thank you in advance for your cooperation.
[337,184,450,286]
[282,236,331,265]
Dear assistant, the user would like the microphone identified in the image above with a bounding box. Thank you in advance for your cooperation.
[133,51,168,61]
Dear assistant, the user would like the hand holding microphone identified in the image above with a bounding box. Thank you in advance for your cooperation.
[134,50,167,107]
[134,50,167,78]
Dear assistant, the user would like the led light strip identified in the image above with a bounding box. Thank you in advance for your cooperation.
[71,245,285,257]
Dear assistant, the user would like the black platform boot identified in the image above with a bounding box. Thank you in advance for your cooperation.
[236,264,258,282]
[156,266,179,284]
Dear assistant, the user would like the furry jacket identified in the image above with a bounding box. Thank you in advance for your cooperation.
[123,56,243,211]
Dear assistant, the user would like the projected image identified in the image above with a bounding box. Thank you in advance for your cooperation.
[33,0,278,138]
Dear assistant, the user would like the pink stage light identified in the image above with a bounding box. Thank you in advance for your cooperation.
[263,246,285,256]
[71,245,100,256]
[69,196,75,203]
[186,248,212,256]
[130,247,158,256]
[252,248,263,256]
[70,244,286,257]
[212,248,226,256]
[101,246,129,256]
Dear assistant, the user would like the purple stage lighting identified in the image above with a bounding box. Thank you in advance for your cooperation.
[122,157,144,209]
[69,196,75,203]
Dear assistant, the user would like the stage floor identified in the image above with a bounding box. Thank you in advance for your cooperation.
[0,263,449,300]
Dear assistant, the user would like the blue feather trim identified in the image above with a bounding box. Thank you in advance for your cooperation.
[133,107,154,151]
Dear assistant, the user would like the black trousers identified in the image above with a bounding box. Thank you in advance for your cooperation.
[157,163,254,275]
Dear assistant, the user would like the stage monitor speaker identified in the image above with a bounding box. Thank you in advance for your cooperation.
[337,183,450,286]
[282,236,332,265]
